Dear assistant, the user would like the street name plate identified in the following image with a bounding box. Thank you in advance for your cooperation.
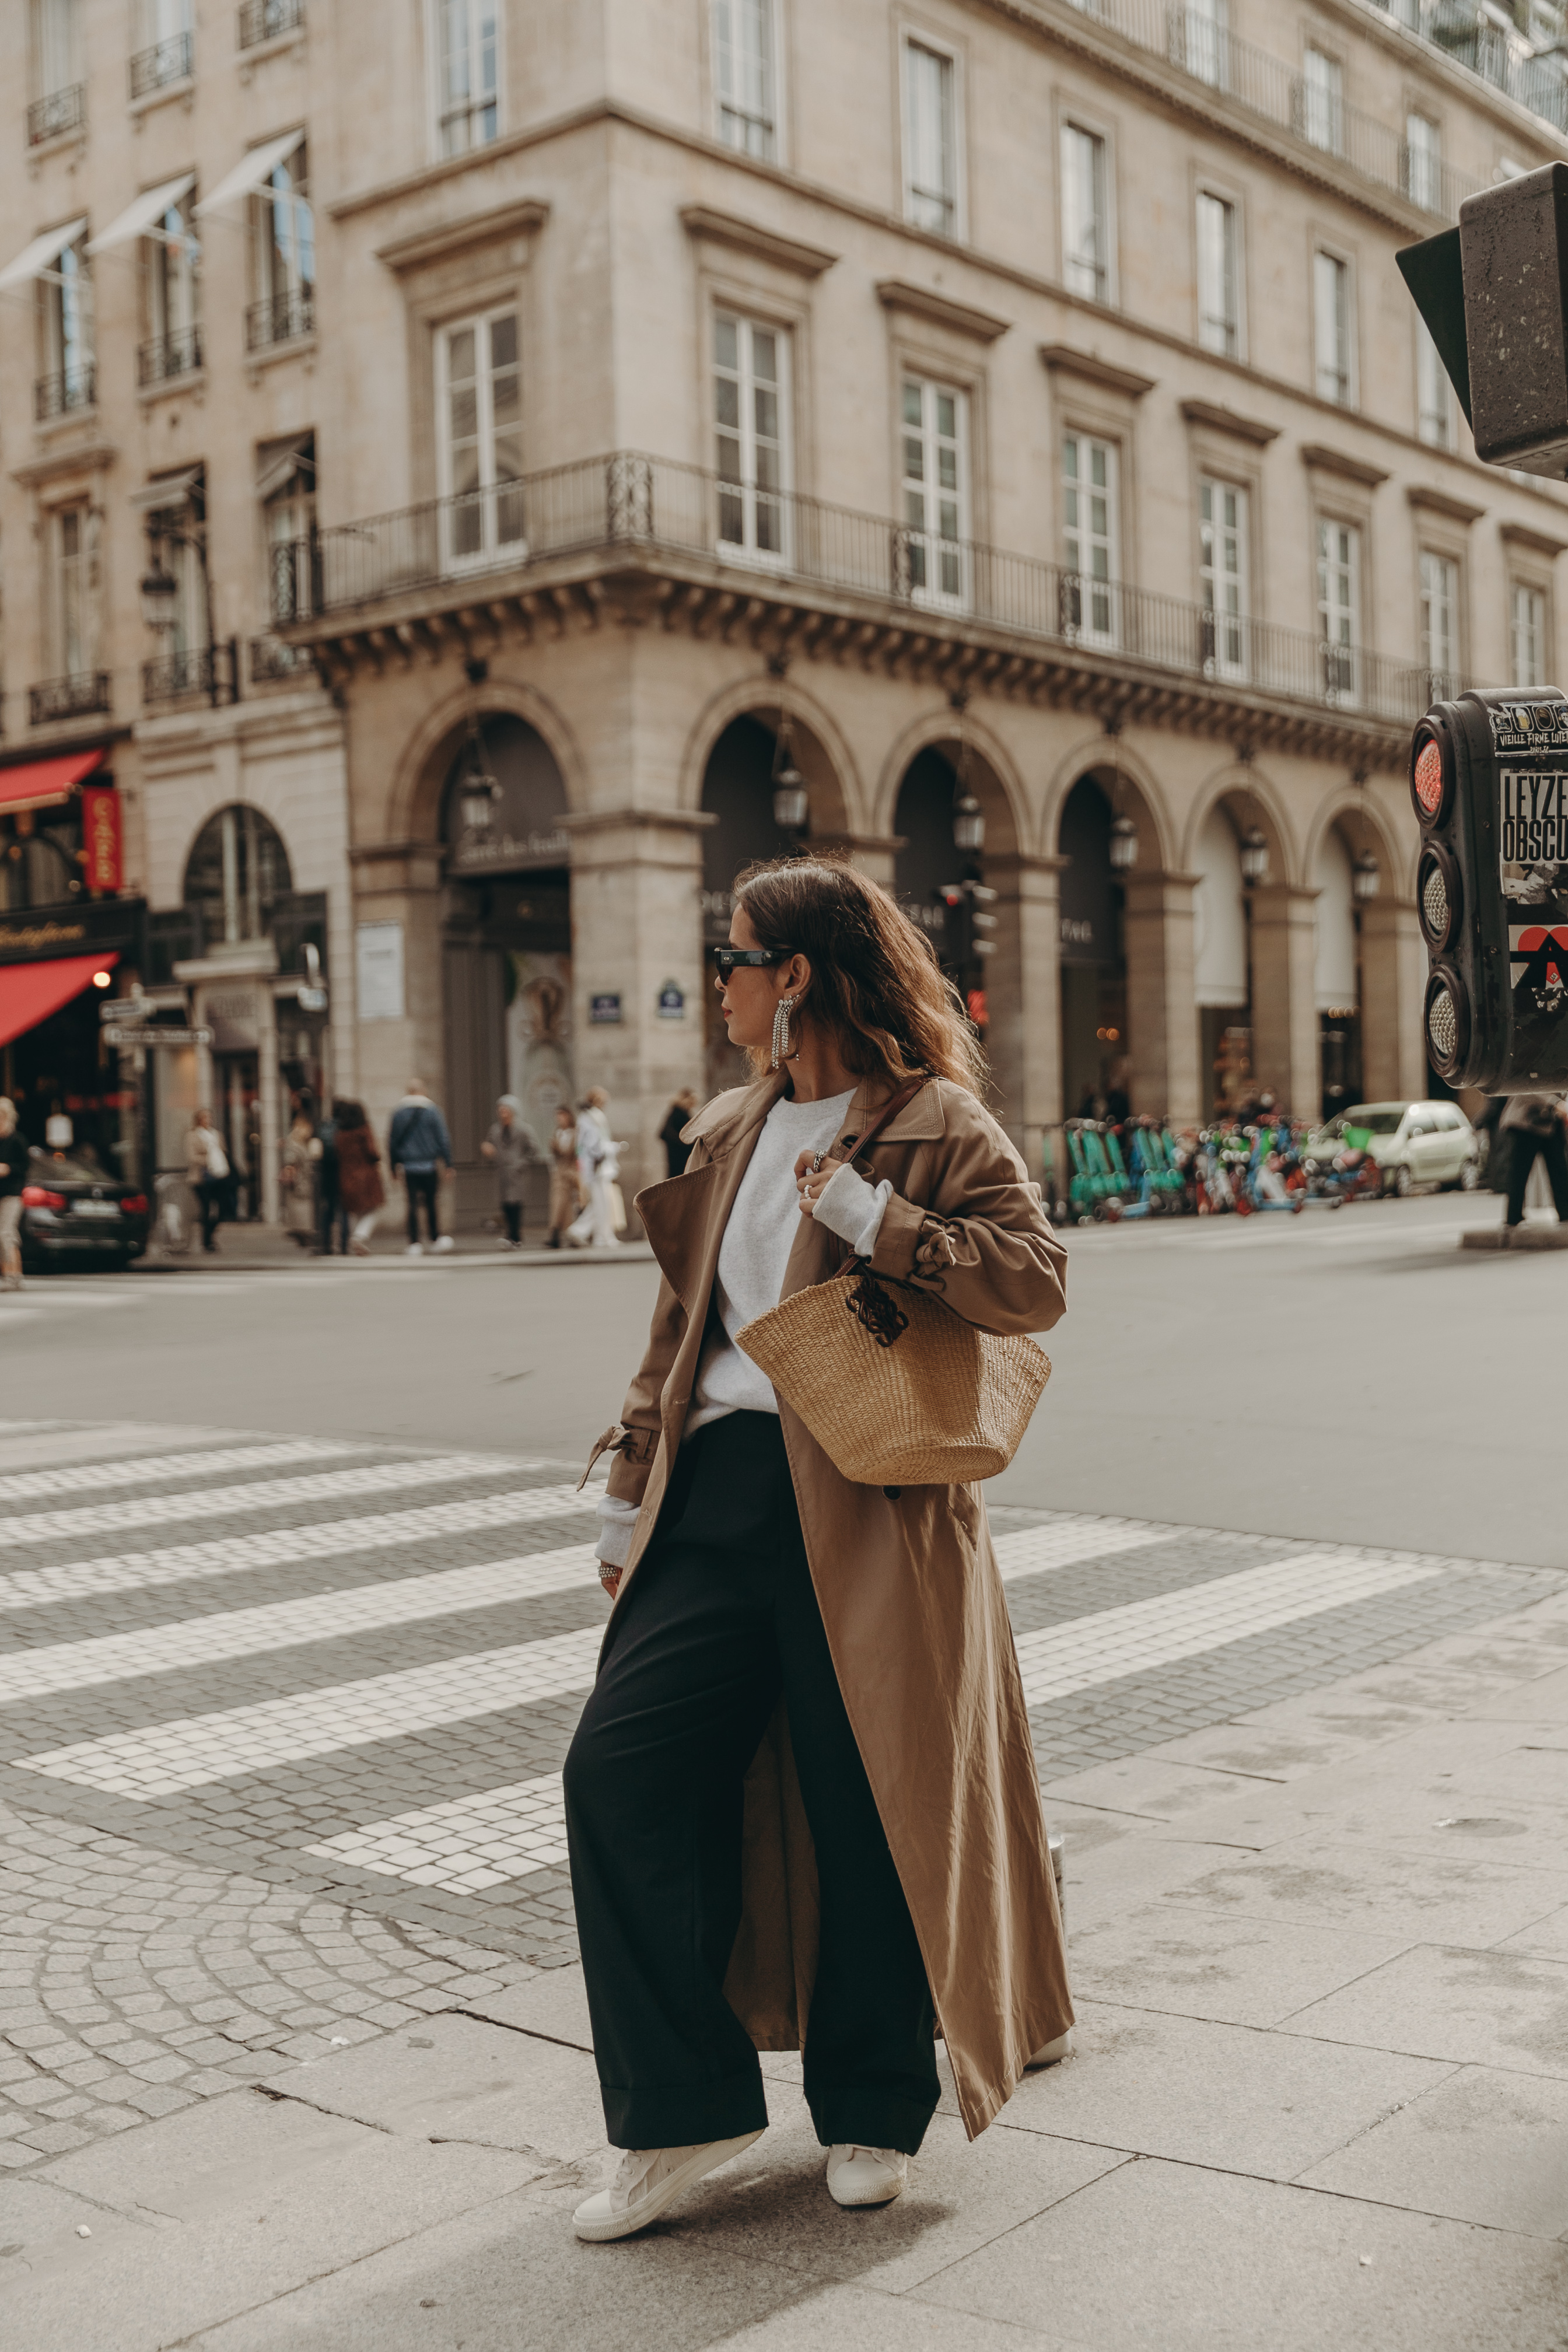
[103,1026,213,1048]
[97,997,143,1024]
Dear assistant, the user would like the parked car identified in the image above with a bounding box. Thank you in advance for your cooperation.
[19,1144,150,1272]
[1306,1101,1479,1196]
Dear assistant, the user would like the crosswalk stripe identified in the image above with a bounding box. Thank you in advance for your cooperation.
[1014,1546,1445,1706]
[992,1516,1186,1580]
[0,1438,362,1507]
[0,1423,253,1474]
[304,1772,568,1894]
[0,1545,599,1703]
[0,1485,598,1614]
[13,1629,608,1797]
[0,1453,530,1546]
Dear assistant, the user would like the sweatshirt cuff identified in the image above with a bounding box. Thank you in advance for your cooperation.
[813,1160,893,1256]
[595,1492,641,1567]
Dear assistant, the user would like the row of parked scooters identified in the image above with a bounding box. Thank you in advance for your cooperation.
[1051,1116,1385,1224]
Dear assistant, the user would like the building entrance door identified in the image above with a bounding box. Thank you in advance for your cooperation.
[215,1051,261,1219]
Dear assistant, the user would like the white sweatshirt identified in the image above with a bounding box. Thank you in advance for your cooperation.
[594,1086,892,1566]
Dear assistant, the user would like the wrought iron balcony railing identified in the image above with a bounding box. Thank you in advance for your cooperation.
[276,450,1458,730]
[142,645,235,707]
[1065,1,1482,221]
[248,633,313,685]
[27,84,84,145]
[29,673,110,727]
[239,0,304,46]
[1362,0,1568,143]
[34,365,95,422]
[246,287,314,352]
[130,31,192,99]
[138,326,203,387]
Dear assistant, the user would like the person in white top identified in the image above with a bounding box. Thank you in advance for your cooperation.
[565,857,1073,2248]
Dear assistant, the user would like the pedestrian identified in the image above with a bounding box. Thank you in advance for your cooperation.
[0,1097,26,1293]
[659,1087,699,1178]
[185,1108,229,1254]
[481,1094,539,1249]
[564,855,1072,2244]
[1501,1091,1568,1231]
[547,1104,581,1248]
[566,1088,621,1249]
[279,1112,317,1249]
[388,1079,454,1256]
[332,1099,386,1256]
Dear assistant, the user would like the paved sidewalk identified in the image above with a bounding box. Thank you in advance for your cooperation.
[5,1424,1568,2345]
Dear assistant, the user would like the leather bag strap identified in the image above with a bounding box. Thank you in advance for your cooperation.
[838,1075,927,1166]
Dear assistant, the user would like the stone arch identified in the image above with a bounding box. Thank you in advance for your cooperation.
[1041,733,1174,876]
[678,674,860,839]
[1300,788,1403,897]
[873,706,1028,856]
[385,677,589,849]
[1181,759,1298,890]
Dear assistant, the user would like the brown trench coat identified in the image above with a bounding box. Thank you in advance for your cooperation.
[594,1069,1074,2140]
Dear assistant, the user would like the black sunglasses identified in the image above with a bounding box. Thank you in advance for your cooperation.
[713,947,794,977]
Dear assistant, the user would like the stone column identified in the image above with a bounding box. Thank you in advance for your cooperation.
[989,851,1063,1184]
[564,808,715,1203]
[1360,897,1405,1102]
[1124,870,1202,1127]
[348,841,445,1143]
[1248,883,1321,1118]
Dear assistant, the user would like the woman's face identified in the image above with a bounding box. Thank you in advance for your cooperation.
[717,907,810,1053]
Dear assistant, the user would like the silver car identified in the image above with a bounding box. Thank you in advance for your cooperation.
[1308,1101,1479,1196]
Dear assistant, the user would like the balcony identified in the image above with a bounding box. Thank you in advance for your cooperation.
[27,84,85,145]
[138,326,203,387]
[1065,1,1482,220]
[1363,0,1568,141]
[130,32,192,100]
[273,452,1457,765]
[29,673,111,727]
[239,0,304,44]
[142,646,236,708]
[246,286,314,353]
[248,632,314,686]
[34,365,95,422]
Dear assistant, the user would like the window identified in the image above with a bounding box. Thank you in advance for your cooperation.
[438,310,523,567]
[131,0,192,96]
[260,435,317,625]
[183,806,293,947]
[435,0,498,159]
[141,188,200,384]
[1317,517,1359,701]
[146,508,208,664]
[1196,191,1239,357]
[1314,250,1351,404]
[1180,0,1228,88]
[30,0,82,139]
[1062,432,1119,648]
[714,0,776,159]
[1416,315,1452,448]
[249,142,314,349]
[1420,550,1458,688]
[902,38,957,237]
[1060,123,1110,303]
[48,502,94,678]
[1199,478,1249,680]
[1301,47,1343,155]
[901,377,968,607]
[1404,113,1441,214]
[715,314,790,559]
[38,230,93,419]
[1512,581,1548,690]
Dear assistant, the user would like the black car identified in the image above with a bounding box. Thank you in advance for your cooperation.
[20,1145,150,1272]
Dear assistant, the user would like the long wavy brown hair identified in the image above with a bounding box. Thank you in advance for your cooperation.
[734,855,986,1094]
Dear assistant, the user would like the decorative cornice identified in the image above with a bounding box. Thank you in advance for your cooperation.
[1039,342,1155,399]
[11,440,118,489]
[376,200,550,274]
[1180,398,1280,446]
[1300,443,1391,489]
[877,279,1012,342]
[561,806,719,836]
[1499,520,1568,559]
[1406,483,1486,526]
[680,205,838,278]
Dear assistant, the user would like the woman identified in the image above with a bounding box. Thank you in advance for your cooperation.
[480,1095,537,1248]
[568,1088,622,1249]
[185,1109,229,1254]
[279,1112,316,1248]
[332,1100,386,1257]
[565,856,1072,2245]
[547,1104,581,1249]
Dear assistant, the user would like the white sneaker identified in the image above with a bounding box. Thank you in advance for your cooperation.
[432,1234,454,1254]
[1027,2029,1074,2068]
[825,2144,909,2208]
[405,1242,423,1257]
[572,2131,763,2242]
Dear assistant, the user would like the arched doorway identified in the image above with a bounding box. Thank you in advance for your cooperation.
[893,746,968,982]
[1058,774,1128,1118]
[1193,804,1250,1117]
[441,715,573,1172]
[1314,822,1362,1116]
[699,714,807,1096]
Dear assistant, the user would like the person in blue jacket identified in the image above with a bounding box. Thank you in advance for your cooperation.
[388,1080,454,1256]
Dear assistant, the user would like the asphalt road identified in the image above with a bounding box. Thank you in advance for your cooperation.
[6,1188,1557,1567]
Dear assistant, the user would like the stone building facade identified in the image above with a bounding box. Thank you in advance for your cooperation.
[6,0,1568,1213]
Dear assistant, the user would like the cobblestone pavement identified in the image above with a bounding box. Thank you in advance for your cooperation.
[1,1416,1562,2177]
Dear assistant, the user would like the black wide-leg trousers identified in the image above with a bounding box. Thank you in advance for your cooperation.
[564,1410,939,2154]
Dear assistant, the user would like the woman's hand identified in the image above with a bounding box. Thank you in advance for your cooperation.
[598,1562,623,1598]
[794,1147,845,1218]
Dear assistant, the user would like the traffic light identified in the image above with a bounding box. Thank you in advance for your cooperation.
[1410,688,1568,1092]
[934,879,999,972]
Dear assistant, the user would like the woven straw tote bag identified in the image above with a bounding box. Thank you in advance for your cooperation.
[734,1080,1052,1486]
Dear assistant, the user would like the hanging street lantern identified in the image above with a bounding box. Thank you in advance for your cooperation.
[772,759,809,832]
[139,555,178,636]
[953,793,986,853]
[460,715,501,838]
[1108,813,1138,872]
[1240,826,1270,886]
[1352,848,1381,902]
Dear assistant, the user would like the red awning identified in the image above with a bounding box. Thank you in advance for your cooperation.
[0,750,106,816]
[0,951,117,1051]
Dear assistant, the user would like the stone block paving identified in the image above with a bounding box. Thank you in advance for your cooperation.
[1,1417,1564,2178]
